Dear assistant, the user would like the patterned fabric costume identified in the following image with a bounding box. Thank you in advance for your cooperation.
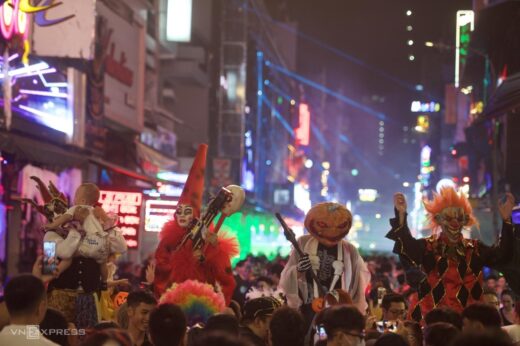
[154,144,238,304]
[386,190,515,322]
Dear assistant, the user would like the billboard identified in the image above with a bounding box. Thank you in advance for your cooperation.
[32,0,95,59]
[97,0,145,132]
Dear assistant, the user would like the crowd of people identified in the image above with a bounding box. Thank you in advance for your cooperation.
[0,250,518,346]
[0,145,518,345]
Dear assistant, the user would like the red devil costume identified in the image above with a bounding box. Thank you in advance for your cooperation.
[386,188,516,322]
[154,144,238,304]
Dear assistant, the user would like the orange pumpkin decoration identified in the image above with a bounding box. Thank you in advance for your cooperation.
[304,202,352,247]
[113,291,129,308]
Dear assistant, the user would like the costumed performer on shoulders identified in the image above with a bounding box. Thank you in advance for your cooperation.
[386,187,516,322]
[279,202,370,326]
[153,144,241,305]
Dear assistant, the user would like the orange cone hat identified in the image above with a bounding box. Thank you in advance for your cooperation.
[177,144,207,218]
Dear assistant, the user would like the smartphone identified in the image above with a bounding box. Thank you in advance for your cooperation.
[317,325,327,340]
[43,241,57,275]
[376,320,397,333]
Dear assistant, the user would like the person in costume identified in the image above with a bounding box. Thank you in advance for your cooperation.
[279,202,370,326]
[24,177,126,329]
[386,188,516,322]
[44,182,127,289]
[154,144,239,304]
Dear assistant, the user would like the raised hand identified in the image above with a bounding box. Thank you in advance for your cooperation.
[145,261,156,284]
[394,193,407,225]
[498,193,516,221]
[32,255,59,283]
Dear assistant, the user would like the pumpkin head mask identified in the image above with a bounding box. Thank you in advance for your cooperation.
[304,202,353,247]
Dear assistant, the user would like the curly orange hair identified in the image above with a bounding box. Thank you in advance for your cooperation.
[423,187,478,230]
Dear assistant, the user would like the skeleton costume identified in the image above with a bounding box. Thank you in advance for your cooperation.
[280,202,370,325]
[280,234,369,313]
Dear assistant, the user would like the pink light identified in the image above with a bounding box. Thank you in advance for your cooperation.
[0,0,30,40]
[295,103,311,146]
[0,0,15,40]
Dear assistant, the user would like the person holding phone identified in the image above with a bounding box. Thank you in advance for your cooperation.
[386,188,517,323]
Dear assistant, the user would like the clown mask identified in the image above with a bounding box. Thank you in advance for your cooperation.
[435,207,469,240]
[304,202,353,247]
[175,204,194,228]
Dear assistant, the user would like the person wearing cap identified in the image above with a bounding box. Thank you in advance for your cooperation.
[153,144,239,304]
[239,297,282,346]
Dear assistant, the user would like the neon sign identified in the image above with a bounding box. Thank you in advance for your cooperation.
[99,190,143,249]
[410,101,441,113]
[295,103,310,146]
[0,59,74,136]
[0,0,75,63]
[144,199,178,232]
[0,0,29,40]
[455,10,474,87]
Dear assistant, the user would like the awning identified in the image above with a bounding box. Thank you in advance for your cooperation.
[0,131,173,186]
[0,131,88,167]
[88,156,169,186]
[482,72,520,120]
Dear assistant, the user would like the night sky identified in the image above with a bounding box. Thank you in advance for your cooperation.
[265,0,473,194]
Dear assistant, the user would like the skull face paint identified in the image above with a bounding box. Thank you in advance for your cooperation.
[175,204,194,228]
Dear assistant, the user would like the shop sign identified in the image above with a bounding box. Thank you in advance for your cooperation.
[144,199,178,232]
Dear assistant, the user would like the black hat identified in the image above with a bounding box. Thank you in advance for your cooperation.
[243,297,282,321]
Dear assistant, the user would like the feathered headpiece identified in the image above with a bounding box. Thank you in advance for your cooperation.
[423,187,478,230]
[245,286,285,303]
[159,280,226,326]
[22,176,68,222]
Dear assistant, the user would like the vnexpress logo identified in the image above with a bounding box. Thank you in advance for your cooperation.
[26,325,40,340]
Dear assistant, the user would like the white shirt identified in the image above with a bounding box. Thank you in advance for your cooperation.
[65,205,104,235]
[0,325,59,346]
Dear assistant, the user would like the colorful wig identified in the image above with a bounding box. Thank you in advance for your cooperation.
[159,280,226,326]
[423,187,478,231]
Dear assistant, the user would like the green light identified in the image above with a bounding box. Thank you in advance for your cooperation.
[216,208,294,266]
[277,96,283,105]
[351,168,359,176]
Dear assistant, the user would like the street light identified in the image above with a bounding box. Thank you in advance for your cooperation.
[424,41,496,90]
